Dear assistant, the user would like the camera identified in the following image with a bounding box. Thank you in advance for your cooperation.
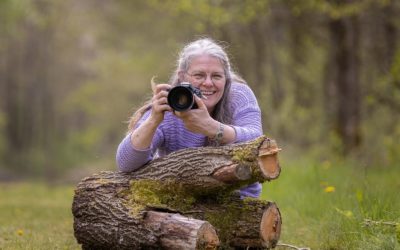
[167,82,203,111]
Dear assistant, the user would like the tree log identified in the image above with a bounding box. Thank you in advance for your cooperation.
[73,174,219,249]
[72,136,282,249]
[73,173,281,249]
[144,211,220,250]
[181,197,282,249]
[126,136,281,194]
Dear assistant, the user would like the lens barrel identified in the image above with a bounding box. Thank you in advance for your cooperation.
[167,83,199,111]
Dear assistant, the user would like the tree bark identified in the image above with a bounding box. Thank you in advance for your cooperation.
[73,183,219,250]
[72,136,282,249]
[183,198,281,249]
[125,136,281,193]
[73,171,281,249]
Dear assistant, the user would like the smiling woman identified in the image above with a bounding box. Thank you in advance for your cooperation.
[181,55,226,112]
[116,37,263,198]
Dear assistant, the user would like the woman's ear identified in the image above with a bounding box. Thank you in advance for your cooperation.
[177,71,185,83]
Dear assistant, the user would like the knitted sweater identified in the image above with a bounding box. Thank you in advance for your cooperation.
[116,82,263,198]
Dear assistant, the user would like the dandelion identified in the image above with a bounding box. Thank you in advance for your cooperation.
[16,229,24,236]
[324,186,335,193]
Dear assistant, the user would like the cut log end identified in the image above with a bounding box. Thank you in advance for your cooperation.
[257,138,281,180]
[212,164,252,183]
[145,211,220,249]
[260,203,282,249]
[257,154,281,180]
[196,222,220,250]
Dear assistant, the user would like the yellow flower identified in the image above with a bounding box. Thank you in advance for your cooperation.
[324,186,335,193]
[16,229,24,236]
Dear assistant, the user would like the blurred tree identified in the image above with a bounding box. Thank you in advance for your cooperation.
[1,0,399,179]
[328,8,362,154]
[0,0,100,176]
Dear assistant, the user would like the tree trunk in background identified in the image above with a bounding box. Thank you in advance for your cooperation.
[249,19,266,96]
[4,36,25,159]
[290,14,306,107]
[265,7,285,111]
[329,15,361,154]
[382,4,397,70]
[1,0,56,173]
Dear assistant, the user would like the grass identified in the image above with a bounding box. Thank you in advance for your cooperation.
[0,182,80,249]
[261,157,400,250]
[0,158,399,249]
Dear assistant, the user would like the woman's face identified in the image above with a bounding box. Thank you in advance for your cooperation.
[183,54,226,113]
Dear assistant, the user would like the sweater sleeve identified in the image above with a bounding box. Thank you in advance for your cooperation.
[229,83,263,198]
[229,83,263,143]
[116,110,164,172]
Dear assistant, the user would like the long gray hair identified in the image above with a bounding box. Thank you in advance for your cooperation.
[128,38,245,130]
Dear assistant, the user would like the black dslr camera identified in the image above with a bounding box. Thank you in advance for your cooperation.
[167,82,203,111]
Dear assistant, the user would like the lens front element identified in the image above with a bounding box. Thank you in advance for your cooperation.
[167,86,195,111]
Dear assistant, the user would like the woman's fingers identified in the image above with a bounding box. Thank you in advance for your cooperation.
[154,90,169,102]
[154,84,171,94]
[155,96,168,105]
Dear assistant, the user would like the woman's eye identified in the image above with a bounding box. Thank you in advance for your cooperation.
[194,74,205,79]
[213,75,223,80]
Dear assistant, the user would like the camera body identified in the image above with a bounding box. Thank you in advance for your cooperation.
[167,82,202,111]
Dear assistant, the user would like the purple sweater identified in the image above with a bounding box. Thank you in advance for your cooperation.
[116,82,263,198]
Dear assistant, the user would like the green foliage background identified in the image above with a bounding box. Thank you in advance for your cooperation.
[0,0,399,177]
[0,1,399,249]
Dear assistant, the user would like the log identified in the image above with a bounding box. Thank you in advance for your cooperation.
[144,211,220,250]
[73,175,219,249]
[73,173,281,249]
[125,136,281,194]
[72,136,282,249]
[181,197,282,249]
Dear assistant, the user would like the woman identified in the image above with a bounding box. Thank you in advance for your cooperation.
[116,38,263,198]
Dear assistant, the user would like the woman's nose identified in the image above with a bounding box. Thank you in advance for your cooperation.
[202,75,214,87]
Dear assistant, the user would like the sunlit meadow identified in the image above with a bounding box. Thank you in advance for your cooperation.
[1,157,399,249]
[262,157,400,250]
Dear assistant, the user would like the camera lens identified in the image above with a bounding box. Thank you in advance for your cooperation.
[167,86,195,111]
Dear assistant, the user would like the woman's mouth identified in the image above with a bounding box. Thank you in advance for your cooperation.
[201,90,216,97]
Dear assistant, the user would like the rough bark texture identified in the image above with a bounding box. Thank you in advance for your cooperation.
[73,172,221,249]
[72,136,282,249]
[144,211,220,250]
[183,197,281,249]
[125,136,280,193]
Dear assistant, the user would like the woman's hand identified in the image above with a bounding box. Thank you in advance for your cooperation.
[149,83,173,125]
[174,95,219,137]
[129,83,171,151]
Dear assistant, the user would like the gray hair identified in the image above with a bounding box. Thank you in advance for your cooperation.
[170,38,244,124]
[128,38,244,130]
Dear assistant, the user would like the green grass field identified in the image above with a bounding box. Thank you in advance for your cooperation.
[0,182,80,249]
[261,159,400,250]
[0,159,399,249]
